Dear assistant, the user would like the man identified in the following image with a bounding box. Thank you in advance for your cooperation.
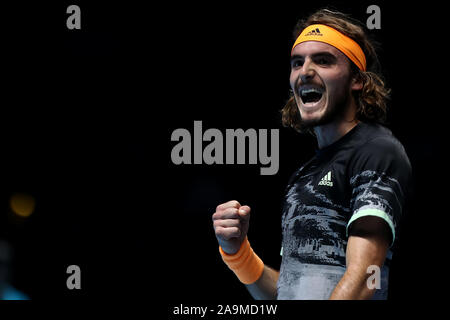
[212,9,412,299]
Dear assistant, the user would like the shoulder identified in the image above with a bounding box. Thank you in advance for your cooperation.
[347,123,412,183]
[352,123,410,165]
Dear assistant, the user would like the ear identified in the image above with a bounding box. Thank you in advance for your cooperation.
[351,73,364,91]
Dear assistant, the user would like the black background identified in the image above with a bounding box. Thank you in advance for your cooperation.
[0,0,447,315]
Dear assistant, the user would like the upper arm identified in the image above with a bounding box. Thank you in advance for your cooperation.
[346,216,390,271]
[330,221,390,300]
[347,136,412,248]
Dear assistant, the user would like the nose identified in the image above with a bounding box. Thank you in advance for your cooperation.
[299,58,316,83]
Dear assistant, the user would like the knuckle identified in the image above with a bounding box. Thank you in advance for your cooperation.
[218,231,229,240]
[215,226,224,235]
[217,200,240,212]
[222,234,231,241]
[224,207,238,215]
[230,200,240,208]
[231,227,241,237]
[226,219,236,227]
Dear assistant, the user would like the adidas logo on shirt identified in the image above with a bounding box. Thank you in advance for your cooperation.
[318,171,333,187]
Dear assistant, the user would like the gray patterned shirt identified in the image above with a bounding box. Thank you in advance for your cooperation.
[277,122,412,300]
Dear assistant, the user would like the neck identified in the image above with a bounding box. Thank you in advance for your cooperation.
[314,118,359,149]
[313,97,360,149]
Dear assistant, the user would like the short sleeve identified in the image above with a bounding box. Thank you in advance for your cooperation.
[347,136,412,247]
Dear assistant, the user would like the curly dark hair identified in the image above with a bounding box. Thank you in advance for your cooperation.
[281,9,390,133]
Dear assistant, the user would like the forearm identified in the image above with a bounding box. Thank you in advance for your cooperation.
[246,265,279,300]
[329,269,375,300]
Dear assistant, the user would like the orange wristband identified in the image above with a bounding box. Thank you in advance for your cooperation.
[219,237,265,284]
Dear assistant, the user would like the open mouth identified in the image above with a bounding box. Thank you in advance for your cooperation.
[299,86,324,105]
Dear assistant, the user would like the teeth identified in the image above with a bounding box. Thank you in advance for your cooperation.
[300,88,322,96]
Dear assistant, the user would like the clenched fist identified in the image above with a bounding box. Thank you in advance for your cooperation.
[212,200,251,255]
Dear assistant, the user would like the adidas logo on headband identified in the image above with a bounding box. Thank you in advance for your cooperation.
[305,28,323,36]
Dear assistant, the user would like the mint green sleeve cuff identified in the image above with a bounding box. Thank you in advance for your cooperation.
[346,208,395,247]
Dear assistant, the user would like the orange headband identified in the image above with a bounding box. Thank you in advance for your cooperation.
[292,24,366,71]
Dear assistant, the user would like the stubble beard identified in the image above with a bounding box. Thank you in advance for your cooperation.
[297,89,352,132]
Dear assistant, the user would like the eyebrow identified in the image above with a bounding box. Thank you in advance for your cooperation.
[290,51,337,62]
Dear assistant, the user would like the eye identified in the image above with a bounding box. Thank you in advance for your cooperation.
[314,55,335,66]
[316,58,330,65]
[291,59,303,68]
